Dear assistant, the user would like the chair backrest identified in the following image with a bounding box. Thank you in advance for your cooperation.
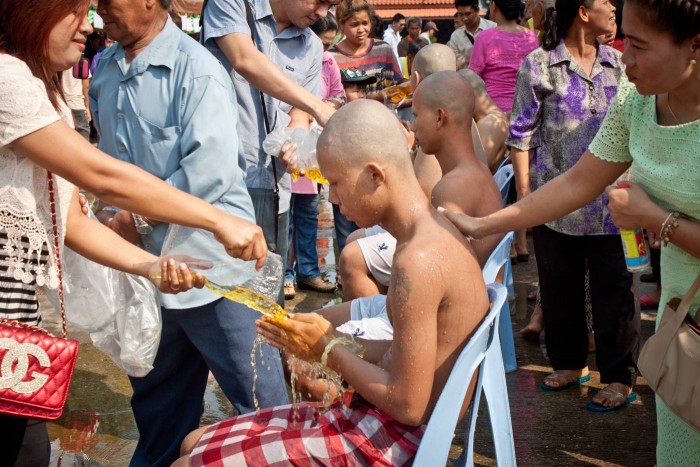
[482,232,514,285]
[493,163,514,208]
[495,153,511,174]
[414,284,508,467]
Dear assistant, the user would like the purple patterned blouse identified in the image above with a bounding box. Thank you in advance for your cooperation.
[507,41,624,236]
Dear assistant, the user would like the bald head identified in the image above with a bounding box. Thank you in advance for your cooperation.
[457,69,487,96]
[414,71,475,129]
[411,44,457,82]
[318,100,412,172]
[457,68,504,119]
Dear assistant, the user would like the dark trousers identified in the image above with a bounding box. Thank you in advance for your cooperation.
[533,225,640,387]
[650,240,661,282]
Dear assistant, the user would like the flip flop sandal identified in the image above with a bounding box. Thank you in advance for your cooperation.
[586,387,637,412]
[540,373,591,392]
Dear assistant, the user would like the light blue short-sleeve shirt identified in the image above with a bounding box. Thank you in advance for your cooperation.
[89,18,255,309]
[202,0,323,213]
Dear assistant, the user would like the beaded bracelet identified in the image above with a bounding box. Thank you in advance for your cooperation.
[660,211,681,247]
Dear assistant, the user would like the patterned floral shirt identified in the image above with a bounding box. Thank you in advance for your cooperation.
[507,41,624,236]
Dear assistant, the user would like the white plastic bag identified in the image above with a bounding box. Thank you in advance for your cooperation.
[262,127,326,184]
[86,271,161,377]
[45,212,161,377]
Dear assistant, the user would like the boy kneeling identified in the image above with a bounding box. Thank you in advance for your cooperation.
[175,100,489,466]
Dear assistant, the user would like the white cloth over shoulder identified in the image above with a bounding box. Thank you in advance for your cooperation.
[0,54,74,290]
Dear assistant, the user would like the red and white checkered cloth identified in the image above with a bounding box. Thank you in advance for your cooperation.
[188,394,424,466]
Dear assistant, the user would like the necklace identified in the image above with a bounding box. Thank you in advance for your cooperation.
[666,93,700,125]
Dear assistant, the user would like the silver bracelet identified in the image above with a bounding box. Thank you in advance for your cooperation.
[132,213,154,236]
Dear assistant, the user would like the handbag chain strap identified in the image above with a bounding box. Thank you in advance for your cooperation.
[0,318,51,335]
[47,171,68,339]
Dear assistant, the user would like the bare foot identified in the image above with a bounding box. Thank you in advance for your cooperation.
[590,383,633,409]
[542,368,590,390]
[520,305,543,340]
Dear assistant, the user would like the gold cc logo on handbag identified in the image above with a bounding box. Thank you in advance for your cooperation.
[0,338,50,394]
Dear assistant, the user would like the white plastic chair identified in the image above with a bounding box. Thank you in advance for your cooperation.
[480,235,518,467]
[492,163,516,294]
[495,153,511,174]
[482,232,517,373]
[414,284,514,467]
[493,163,514,208]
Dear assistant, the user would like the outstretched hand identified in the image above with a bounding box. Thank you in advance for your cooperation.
[437,207,483,239]
[147,257,206,294]
[212,215,268,270]
[256,312,334,363]
[605,182,663,231]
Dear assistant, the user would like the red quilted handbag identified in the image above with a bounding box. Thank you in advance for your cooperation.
[0,172,79,421]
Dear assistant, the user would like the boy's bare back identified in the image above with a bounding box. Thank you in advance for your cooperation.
[413,72,503,266]
[383,211,488,420]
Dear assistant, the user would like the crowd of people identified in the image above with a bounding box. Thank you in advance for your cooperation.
[0,0,697,465]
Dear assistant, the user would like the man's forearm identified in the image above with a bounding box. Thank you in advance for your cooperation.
[215,34,331,126]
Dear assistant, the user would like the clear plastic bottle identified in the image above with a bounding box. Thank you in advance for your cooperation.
[161,225,283,301]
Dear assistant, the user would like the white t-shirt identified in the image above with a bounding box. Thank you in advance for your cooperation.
[0,54,75,323]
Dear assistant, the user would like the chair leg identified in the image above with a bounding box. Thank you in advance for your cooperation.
[483,339,517,467]
[505,258,515,298]
[499,300,517,373]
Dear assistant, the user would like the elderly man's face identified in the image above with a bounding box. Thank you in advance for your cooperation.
[97,0,159,49]
[407,21,421,38]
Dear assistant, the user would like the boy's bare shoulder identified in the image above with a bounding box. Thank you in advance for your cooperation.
[432,164,501,218]
[393,217,474,284]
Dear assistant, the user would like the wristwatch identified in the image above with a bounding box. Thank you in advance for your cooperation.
[132,213,154,236]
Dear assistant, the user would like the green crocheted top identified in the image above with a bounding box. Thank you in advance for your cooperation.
[590,76,700,466]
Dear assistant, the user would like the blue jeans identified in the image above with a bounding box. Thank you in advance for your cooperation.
[248,188,289,306]
[129,298,289,467]
[285,193,321,282]
[332,203,358,254]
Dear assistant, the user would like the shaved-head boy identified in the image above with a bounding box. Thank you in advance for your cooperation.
[176,100,489,465]
[340,69,502,301]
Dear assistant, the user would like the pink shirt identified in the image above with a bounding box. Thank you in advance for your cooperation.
[468,28,539,113]
[321,51,344,104]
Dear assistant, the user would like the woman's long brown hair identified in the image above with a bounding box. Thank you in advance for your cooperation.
[0,0,90,110]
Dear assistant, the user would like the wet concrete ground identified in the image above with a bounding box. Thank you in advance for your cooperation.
[40,192,658,466]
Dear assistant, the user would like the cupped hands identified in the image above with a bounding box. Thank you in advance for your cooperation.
[256,312,335,363]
